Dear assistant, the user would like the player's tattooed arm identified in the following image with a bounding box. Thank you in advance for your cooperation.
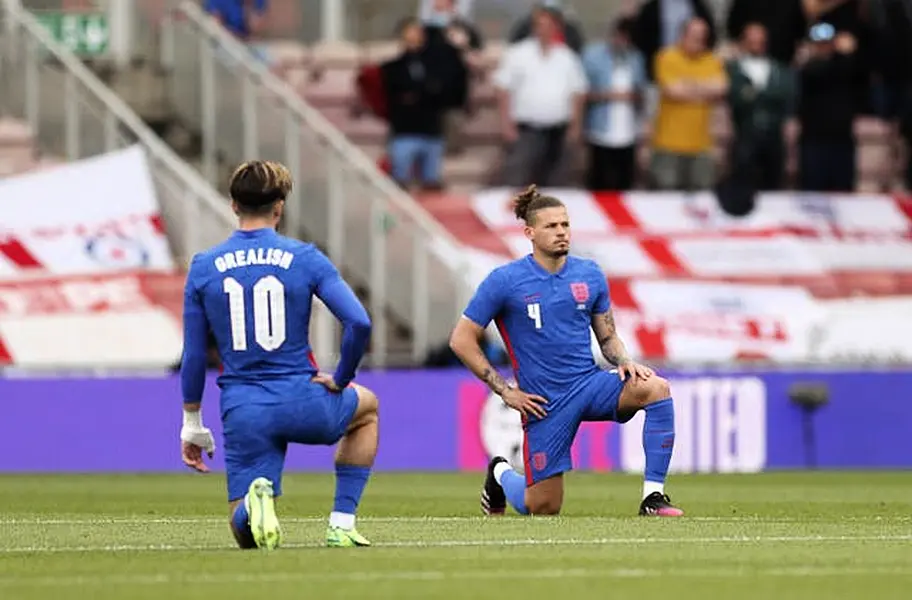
[450,317,511,396]
[481,367,509,396]
[592,309,632,367]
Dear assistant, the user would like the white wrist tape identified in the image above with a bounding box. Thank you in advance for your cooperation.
[183,409,203,429]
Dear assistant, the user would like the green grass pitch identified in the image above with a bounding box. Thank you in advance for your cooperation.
[1,472,911,599]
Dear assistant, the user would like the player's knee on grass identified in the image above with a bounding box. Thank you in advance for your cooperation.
[526,497,562,515]
[525,477,564,515]
[228,499,257,549]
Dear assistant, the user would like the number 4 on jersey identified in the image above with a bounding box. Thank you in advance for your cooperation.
[527,302,542,329]
[223,275,287,351]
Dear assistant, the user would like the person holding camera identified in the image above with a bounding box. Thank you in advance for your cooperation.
[796,22,860,192]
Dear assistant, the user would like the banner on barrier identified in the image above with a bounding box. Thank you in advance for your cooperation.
[0,145,174,277]
[0,271,184,367]
[1,368,910,473]
[471,188,912,236]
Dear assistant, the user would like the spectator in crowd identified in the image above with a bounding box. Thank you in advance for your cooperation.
[903,90,912,191]
[728,0,872,110]
[870,0,912,189]
[632,0,717,81]
[204,0,267,40]
[381,18,449,191]
[508,1,585,54]
[796,22,860,192]
[582,16,647,191]
[726,23,796,191]
[420,0,484,155]
[892,0,912,189]
[726,0,807,64]
[421,0,484,71]
[802,1,872,115]
[418,0,473,21]
[650,17,727,192]
[493,7,587,187]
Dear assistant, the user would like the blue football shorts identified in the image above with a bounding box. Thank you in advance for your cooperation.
[222,381,359,502]
[521,368,633,485]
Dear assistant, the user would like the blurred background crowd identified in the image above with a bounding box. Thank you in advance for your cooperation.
[197,0,912,198]
[1,0,911,372]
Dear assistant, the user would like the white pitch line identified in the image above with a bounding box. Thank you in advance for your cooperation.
[2,515,910,525]
[2,566,912,587]
[2,534,910,554]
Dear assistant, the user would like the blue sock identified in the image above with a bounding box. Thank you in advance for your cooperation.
[500,469,530,515]
[332,464,371,519]
[643,398,676,487]
[230,501,256,549]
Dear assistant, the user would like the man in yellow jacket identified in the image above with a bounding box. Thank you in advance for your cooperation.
[650,17,728,191]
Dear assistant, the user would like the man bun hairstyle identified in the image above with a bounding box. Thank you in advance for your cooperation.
[512,184,564,225]
[229,160,293,215]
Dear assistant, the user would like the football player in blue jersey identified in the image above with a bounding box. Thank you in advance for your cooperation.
[450,185,683,517]
[179,161,378,550]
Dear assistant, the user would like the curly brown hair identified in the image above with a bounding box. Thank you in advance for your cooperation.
[512,184,565,225]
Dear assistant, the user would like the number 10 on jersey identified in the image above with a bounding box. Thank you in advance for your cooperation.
[223,276,287,351]
[527,302,542,329]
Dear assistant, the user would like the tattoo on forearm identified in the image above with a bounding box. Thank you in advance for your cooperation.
[481,368,508,395]
[596,311,630,366]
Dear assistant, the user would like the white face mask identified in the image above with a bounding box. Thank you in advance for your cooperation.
[425,11,453,27]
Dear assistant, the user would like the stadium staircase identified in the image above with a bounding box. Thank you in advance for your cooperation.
[0,2,284,368]
[15,1,906,365]
[1,0,477,368]
[118,0,907,274]
[109,1,477,368]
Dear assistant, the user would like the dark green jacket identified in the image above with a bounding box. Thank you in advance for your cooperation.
[726,58,796,141]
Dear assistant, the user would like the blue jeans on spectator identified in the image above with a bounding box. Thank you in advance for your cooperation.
[388,135,444,187]
[799,140,856,192]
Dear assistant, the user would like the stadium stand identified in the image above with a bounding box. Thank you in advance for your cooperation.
[0,4,243,369]
[8,0,909,367]
[133,0,908,364]
[167,0,906,195]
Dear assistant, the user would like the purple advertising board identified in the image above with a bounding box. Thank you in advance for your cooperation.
[1,368,910,473]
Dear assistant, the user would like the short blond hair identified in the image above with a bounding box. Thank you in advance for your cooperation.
[228,160,293,213]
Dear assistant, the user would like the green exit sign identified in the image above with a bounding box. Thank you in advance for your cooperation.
[35,11,109,57]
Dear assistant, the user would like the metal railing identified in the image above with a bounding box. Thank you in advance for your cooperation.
[0,2,236,265]
[0,3,354,366]
[163,1,474,368]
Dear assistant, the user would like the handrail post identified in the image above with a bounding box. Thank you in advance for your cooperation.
[242,73,258,160]
[325,151,344,357]
[412,235,429,364]
[24,33,38,133]
[104,109,118,152]
[64,72,79,160]
[199,34,217,185]
[370,194,388,369]
[283,108,302,237]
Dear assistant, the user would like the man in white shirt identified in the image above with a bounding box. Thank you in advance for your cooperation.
[493,7,588,187]
[582,17,647,191]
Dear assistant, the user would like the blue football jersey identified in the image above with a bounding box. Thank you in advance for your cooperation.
[463,254,610,403]
[180,228,370,411]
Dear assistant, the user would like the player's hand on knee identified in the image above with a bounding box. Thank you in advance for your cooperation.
[618,360,653,383]
[501,387,548,419]
[312,372,342,392]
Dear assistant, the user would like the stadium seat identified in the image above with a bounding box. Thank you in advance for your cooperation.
[299,67,356,108]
